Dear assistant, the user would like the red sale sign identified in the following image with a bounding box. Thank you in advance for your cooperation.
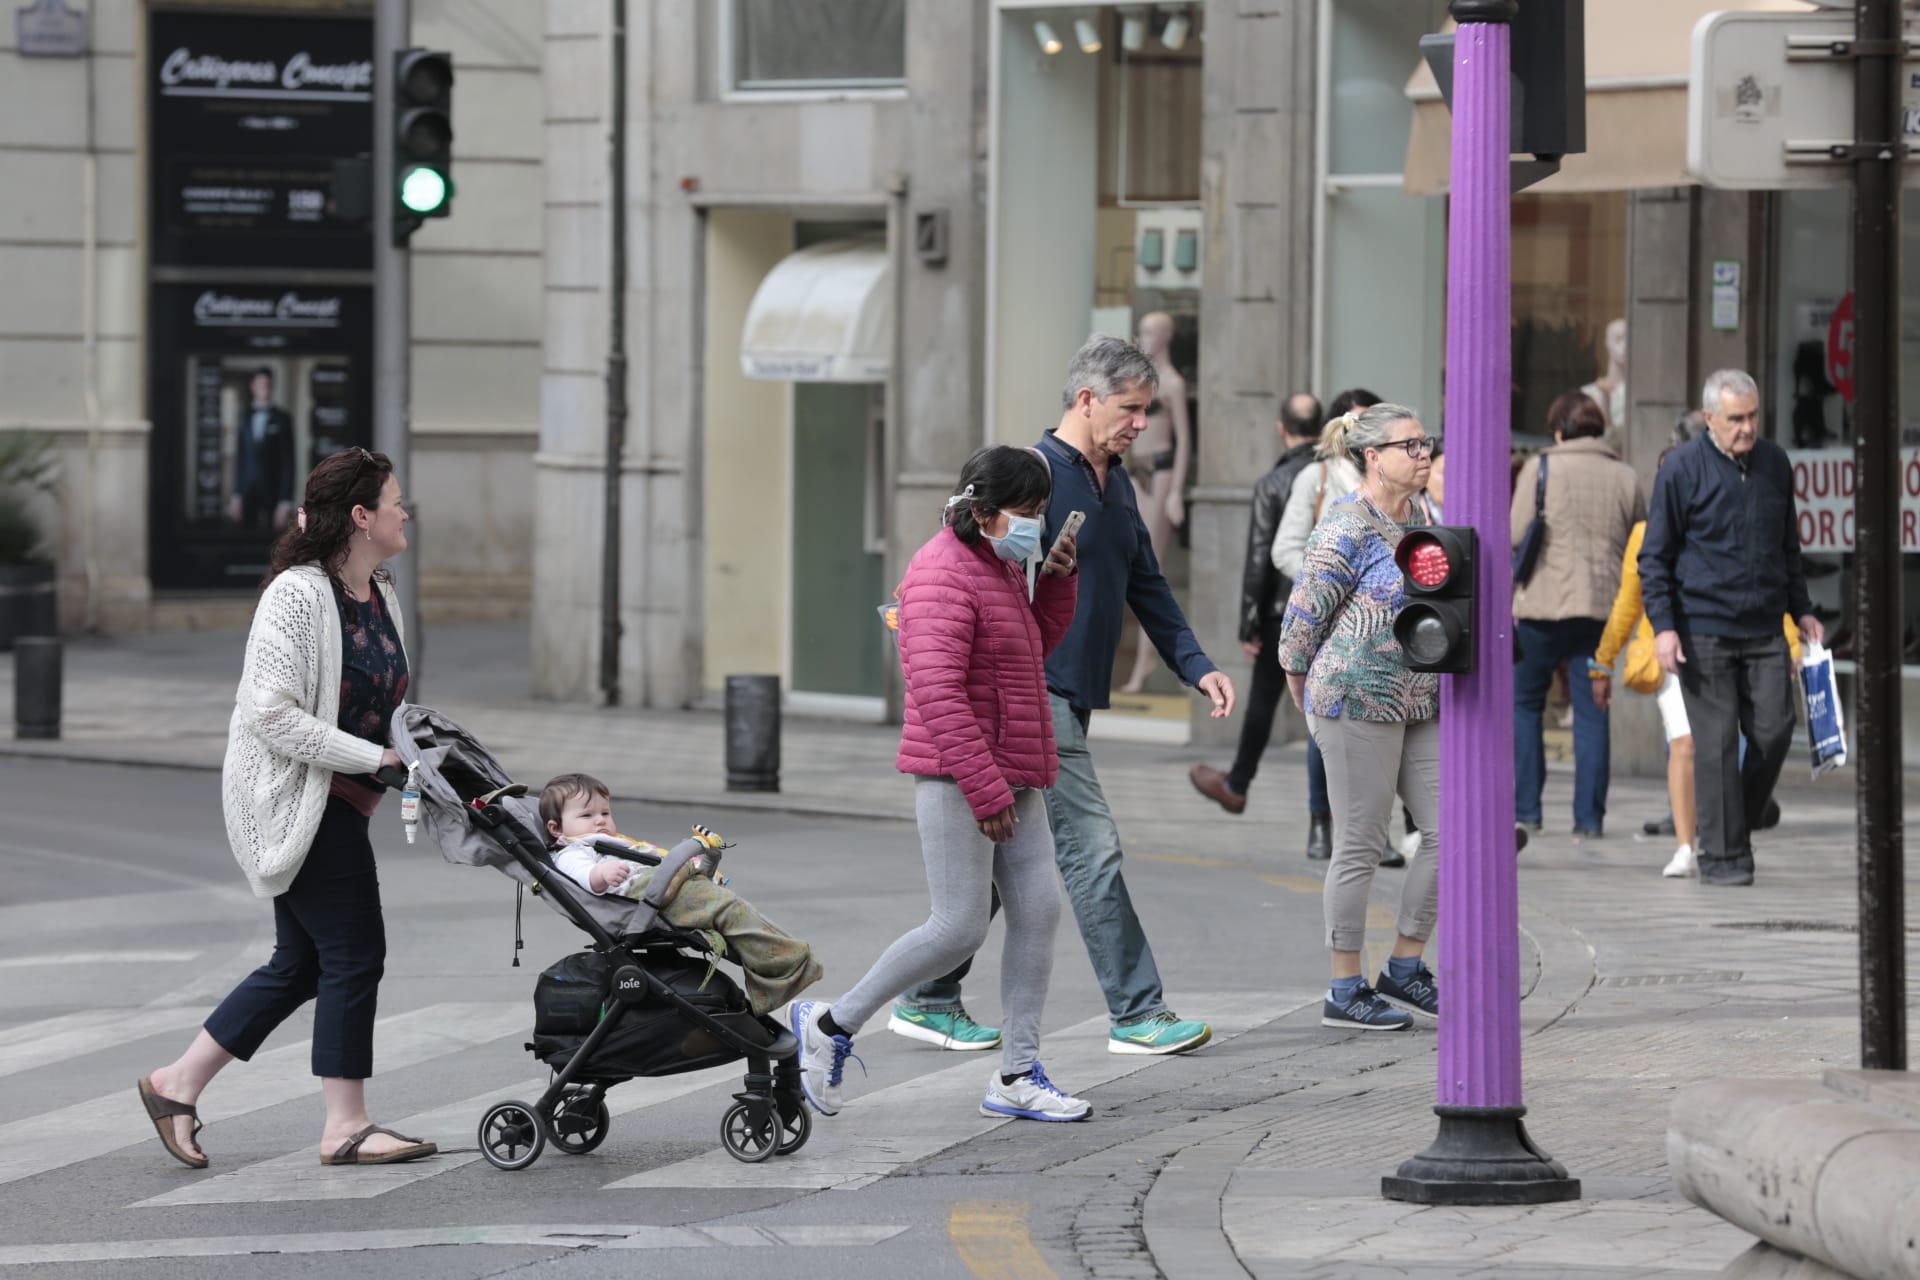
[1827,291,1856,404]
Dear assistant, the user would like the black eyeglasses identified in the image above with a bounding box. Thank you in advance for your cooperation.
[345,446,377,490]
[1380,438,1436,459]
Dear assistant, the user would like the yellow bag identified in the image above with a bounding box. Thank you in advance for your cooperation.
[1621,628,1663,696]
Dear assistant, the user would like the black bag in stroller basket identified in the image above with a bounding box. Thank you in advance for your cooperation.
[533,949,772,1079]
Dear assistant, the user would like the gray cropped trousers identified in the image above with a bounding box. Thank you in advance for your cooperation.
[1308,714,1440,953]
[831,778,1061,1074]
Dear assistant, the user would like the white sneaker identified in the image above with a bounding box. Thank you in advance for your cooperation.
[1398,830,1422,860]
[1662,844,1697,878]
[979,1063,1092,1122]
[788,1000,861,1116]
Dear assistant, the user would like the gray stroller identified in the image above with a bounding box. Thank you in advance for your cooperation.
[387,703,810,1169]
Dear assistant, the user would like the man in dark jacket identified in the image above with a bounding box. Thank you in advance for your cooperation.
[230,367,296,531]
[1640,369,1822,886]
[1188,392,1322,831]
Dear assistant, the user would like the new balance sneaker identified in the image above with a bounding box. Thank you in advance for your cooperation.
[788,1000,862,1116]
[888,1004,1002,1051]
[979,1063,1092,1122]
[1662,844,1697,879]
[1108,1010,1212,1055]
[1322,983,1414,1031]
[1375,964,1439,1021]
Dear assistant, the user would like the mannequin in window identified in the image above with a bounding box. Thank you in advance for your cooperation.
[1582,318,1628,441]
[1119,311,1193,695]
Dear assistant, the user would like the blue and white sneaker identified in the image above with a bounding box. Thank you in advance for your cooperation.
[1321,983,1414,1031]
[788,1000,862,1116]
[1374,964,1439,1021]
[979,1063,1092,1122]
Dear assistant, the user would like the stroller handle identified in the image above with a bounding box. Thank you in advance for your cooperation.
[374,765,411,790]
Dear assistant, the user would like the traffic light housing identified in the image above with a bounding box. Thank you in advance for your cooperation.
[1393,526,1478,674]
[392,48,453,243]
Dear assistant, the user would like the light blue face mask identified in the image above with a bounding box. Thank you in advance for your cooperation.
[987,513,1044,563]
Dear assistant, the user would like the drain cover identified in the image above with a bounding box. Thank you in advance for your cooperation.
[1595,971,1743,987]
[1716,920,1856,933]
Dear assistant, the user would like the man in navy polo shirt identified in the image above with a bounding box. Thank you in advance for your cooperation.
[893,335,1235,1057]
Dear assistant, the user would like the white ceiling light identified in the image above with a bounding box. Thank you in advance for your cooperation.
[1033,19,1063,55]
[1120,7,1147,52]
[1075,17,1103,54]
[1160,5,1190,51]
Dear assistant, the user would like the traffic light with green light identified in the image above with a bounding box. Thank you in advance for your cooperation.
[392,48,453,244]
[1392,526,1478,674]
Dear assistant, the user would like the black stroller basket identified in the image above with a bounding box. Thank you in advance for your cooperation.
[461,792,808,1169]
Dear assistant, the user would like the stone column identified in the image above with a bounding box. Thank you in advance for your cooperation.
[1191,0,1316,746]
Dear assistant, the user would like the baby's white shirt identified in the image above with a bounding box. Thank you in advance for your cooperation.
[552,839,644,897]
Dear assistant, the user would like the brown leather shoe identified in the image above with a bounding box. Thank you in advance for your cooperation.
[1188,764,1246,815]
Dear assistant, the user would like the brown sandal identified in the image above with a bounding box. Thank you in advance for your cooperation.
[320,1123,438,1166]
[137,1076,208,1170]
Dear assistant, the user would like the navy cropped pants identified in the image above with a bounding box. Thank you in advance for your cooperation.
[204,797,387,1079]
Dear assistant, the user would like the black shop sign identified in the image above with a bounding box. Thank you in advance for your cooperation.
[148,8,372,270]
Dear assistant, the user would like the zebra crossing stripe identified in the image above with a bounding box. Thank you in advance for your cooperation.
[0,1006,213,1081]
[604,990,1314,1193]
[135,1059,745,1206]
[0,1002,525,1187]
[0,1223,912,1265]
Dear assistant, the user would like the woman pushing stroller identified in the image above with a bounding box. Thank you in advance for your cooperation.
[789,445,1091,1123]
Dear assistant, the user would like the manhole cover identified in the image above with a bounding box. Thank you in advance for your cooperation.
[1595,971,1743,987]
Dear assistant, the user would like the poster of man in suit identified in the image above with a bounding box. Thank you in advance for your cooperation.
[229,366,296,531]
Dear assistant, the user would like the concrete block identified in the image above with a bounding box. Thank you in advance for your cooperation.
[1822,1069,1920,1123]
[415,0,543,71]
[453,66,544,161]
[544,205,607,288]
[0,246,83,334]
[546,0,604,39]
[413,159,543,254]
[0,57,87,148]
[410,345,541,428]
[544,35,605,121]
[414,255,543,344]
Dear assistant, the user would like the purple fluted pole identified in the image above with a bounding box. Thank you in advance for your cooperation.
[1436,16,1520,1113]
[1382,1,1577,1204]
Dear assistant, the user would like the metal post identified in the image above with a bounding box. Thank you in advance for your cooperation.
[12,636,61,740]
[1383,0,1577,1205]
[373,0,420,683]
[601,0,629,707]
[1852,0,1906,1073]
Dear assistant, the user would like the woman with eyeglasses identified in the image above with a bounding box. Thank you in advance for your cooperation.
[138,448,437,1170]
[1276,404,1443,1033]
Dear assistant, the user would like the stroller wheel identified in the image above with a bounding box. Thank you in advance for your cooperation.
[719,1100,779,1164]
[551,1089,611,1156]
[479,1100,547,1171]
[775,1101,811,1156]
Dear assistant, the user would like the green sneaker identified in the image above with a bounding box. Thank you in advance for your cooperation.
[1108,1010,1212,1055]
[886,1004,1002,1051]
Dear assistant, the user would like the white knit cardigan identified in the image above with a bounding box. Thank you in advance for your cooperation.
[222,564,405,898]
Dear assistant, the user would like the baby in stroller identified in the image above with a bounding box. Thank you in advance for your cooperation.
[540,772,822,1017]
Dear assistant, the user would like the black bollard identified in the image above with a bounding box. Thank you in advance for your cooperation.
[13,635,61,740]
[724,674,780,792]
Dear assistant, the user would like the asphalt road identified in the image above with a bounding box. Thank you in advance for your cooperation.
[0,757,1343,1279]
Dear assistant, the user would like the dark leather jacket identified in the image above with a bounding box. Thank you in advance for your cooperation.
[1240,441,1320,641]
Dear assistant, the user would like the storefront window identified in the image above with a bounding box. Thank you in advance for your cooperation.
[1771,190,1920,727]
[725,0,905,93]
[1509,193,1629,444]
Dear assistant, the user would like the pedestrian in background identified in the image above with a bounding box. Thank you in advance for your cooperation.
[1278,404,1442,1032]
[139,448,435,1169]
[1188,390,1323,843]
[1510,391,1644,838]
[790,445,1093,1122]
[1592,447,1802,878]
[1640,369,1822,886]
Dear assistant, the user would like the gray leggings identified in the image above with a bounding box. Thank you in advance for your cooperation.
[1309,714,1440,953]
[832,778,1061,1074]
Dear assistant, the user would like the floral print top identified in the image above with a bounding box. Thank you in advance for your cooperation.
[329,578,409,811]
[1275,493,1439,723]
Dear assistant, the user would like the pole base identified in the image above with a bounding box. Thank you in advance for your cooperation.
[725,774,779,793]
[1381,1105,1580,1205]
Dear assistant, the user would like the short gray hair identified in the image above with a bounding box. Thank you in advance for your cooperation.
[1318,402,1420,474]
[1061,334,1158,409]
[1701,368,1759,412]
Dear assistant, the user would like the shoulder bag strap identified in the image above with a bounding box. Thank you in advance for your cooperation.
[1311,461,1328,522]
[1534,453,1549,520]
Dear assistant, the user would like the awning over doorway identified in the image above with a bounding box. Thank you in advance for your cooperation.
[1401,0,1817,195]
[739,236,891,382]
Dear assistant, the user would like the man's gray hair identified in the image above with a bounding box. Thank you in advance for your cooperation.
[1701,368,1760,412]
[1061,334,1158,409]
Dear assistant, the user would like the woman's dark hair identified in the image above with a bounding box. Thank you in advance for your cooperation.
[265,447,396,590]
[1325,387,1382,428]
[1548,389,1607,441]
[946,445,1052,546]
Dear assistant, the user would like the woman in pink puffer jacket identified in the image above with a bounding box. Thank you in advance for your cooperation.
[788,446,1094,1123]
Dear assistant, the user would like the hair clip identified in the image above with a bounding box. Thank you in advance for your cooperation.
[296,507,307,533]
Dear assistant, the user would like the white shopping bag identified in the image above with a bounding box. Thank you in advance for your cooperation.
[1799,640,1847,778]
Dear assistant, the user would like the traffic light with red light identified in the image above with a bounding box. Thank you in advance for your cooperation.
[1393,527,1478,673]
[392,48,454,244]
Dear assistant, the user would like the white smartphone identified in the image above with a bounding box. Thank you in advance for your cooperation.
[1050,510,1086,557]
